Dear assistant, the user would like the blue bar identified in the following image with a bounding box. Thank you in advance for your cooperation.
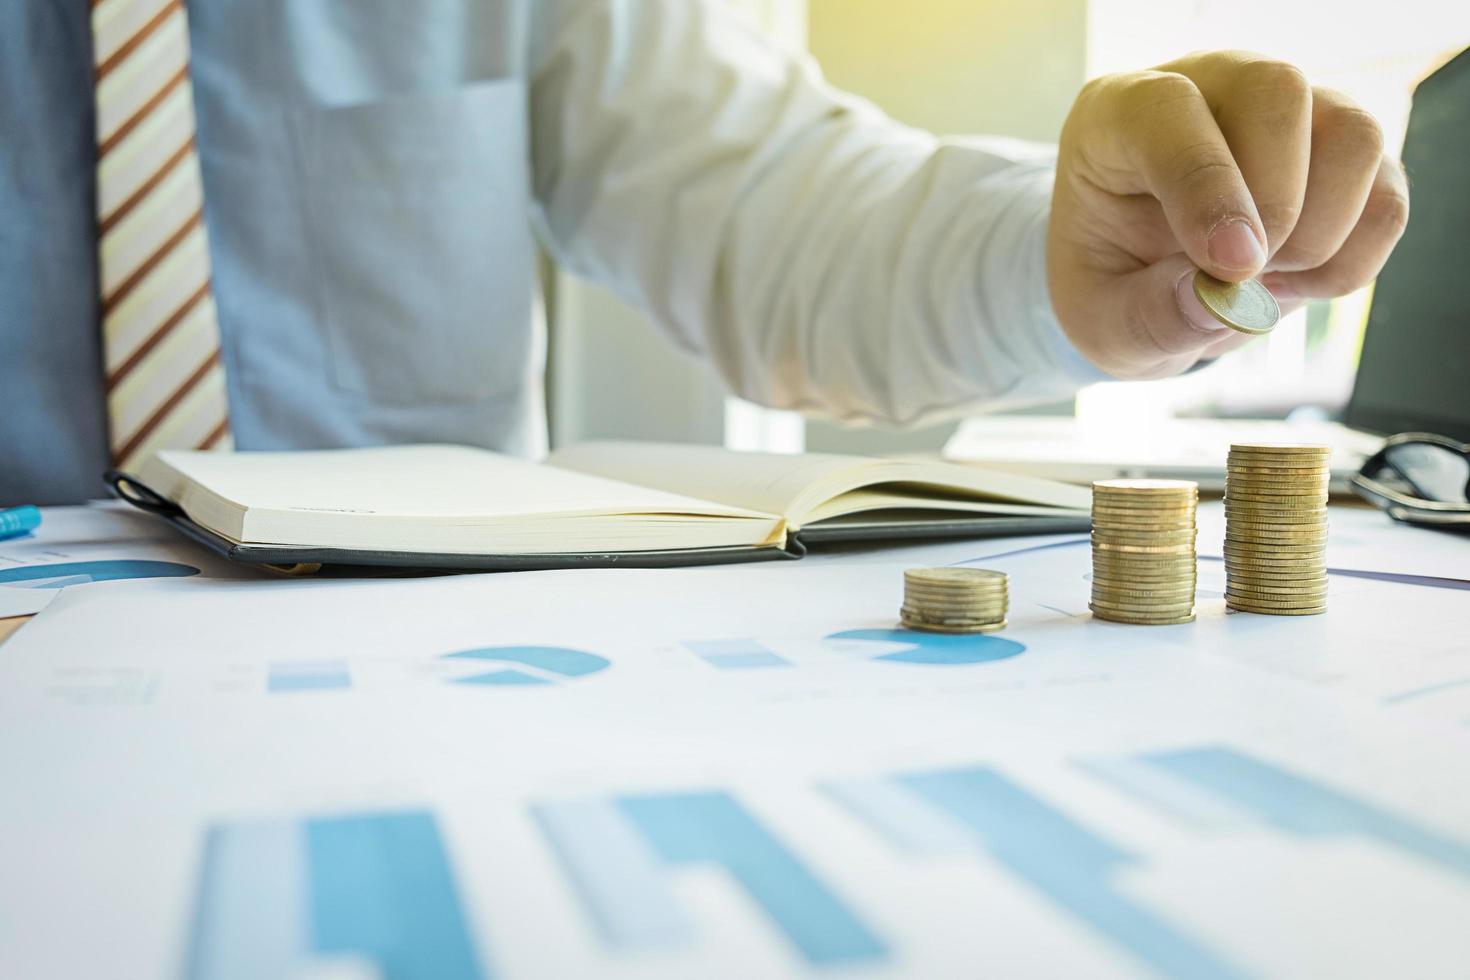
[307,811,488,979]
[618,790,889,966]
[268,660,351,693]
[0,505,41,540]
[1075,757,1256,829]
[822,778,977,855]
[187,810,489,980]
[186,819,305,980]
[824,629,1025,665]
[532,799,693,948]
[1140,746,1470,881]
[897,767,1249,980]
[683,639,791,670]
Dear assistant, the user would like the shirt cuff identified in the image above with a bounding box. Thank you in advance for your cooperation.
[989,161,1114,396]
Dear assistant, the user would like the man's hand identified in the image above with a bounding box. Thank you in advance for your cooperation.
[1049,51,1410,379]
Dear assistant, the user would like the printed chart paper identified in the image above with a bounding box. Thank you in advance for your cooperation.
[1,508,1469,978]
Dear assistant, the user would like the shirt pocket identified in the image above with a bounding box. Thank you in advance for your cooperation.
[290,78,533,404]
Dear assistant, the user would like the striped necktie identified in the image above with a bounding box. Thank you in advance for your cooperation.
[92,0,232,472]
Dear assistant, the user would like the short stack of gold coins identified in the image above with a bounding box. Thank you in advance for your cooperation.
[1224,444,1331,616]
[1090,479,1199,625]
[901,567,1008,633]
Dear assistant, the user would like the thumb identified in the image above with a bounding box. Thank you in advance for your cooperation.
[1100,253,1238,372]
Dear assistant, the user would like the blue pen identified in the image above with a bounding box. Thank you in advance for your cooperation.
[0,505,41,541]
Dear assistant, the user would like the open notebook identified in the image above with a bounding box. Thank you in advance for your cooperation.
[114,442,1091,570]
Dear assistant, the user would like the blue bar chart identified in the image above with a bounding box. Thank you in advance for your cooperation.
[267,660,351,693]
[187,809,488,980]
[1122,746,1470,881]
[682,638,791,670]
[533,798,695,949]
[827,767,1249,980]
[534,790,888,967]
[1073,756,1255,829]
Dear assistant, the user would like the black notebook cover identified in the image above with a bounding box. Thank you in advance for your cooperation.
[107,471,1091,575]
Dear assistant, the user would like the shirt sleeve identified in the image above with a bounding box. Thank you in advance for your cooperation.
[528,0,1109,427]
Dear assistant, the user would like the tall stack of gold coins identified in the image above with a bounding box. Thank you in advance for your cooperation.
[1224,444,1330,615]
[901,568,1008,633]
[1090,479,1199,625]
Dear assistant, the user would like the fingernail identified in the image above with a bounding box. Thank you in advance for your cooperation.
[1176,270,1231,334]
[1207,219,1267,275]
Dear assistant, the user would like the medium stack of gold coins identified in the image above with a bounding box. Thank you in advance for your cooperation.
[1090,479,1199,625]
[1224,444,1330,615]
[901,568,1008,633]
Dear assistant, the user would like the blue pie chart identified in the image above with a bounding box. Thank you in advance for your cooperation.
[825,628,1026,665]
[440,646,611,686]
[0,559,200,589]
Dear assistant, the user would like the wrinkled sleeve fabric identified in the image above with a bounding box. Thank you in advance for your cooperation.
[528,0,1108,427]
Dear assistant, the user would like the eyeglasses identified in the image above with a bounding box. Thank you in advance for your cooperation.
[1351,432,1470,532]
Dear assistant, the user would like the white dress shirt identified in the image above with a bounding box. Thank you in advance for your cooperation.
[0,0,1105,504]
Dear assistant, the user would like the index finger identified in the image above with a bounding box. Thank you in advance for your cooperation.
[1079,70,1268,281]
[1158,53,1314,257]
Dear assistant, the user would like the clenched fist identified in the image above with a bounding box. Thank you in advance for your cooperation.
[1049,51,1410,379]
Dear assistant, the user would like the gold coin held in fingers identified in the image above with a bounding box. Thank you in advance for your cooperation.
[1193,271,1281,335]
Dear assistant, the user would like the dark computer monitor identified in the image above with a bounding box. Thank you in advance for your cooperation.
[1345,46,1470,440]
